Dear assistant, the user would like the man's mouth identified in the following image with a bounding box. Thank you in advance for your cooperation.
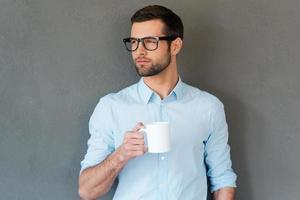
[136,58,151,64]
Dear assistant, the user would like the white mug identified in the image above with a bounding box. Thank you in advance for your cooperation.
[140,122,171,153]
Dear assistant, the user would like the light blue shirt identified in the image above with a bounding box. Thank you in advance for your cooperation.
[80,78,237,200]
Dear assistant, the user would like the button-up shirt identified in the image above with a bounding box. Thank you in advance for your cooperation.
[80,77,237,200]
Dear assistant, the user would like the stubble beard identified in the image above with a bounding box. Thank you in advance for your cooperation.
[135,54,171,77]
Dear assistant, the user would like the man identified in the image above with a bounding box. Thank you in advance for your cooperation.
[79,5,237,200]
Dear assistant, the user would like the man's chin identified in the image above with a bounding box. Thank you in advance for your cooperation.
[135,66,150,77]
[135,64,165,77]
[136,69,152,77]
[137,71,151,77]
[136,70,160,77]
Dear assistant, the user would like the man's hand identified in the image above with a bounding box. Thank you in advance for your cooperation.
[116,122,148,164]
[213,187,235,200]
[78,122,148,200]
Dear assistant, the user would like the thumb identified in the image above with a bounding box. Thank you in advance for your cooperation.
[132,122,145,132]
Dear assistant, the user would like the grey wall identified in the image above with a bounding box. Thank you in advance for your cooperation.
[0,0,299,199]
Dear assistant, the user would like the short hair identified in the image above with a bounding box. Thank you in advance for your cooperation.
[131,5,184,40]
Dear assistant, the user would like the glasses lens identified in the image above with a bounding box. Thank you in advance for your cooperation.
[124,38,138,51]
[143,37,158,50]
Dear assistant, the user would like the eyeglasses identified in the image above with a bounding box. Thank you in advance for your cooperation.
[122,36,177,52]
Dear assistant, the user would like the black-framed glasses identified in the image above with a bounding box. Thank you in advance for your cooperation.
[122,36,177,51]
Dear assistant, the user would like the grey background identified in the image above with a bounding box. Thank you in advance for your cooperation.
[0,0,299,199]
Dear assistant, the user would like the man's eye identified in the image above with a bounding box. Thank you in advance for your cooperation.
[144,39,157,44]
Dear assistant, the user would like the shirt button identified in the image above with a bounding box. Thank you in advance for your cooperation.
[161,156,165,160]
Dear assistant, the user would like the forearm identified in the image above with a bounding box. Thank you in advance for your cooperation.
[78,148,126,200]
[78,123,147,200]
[213,187,235,200]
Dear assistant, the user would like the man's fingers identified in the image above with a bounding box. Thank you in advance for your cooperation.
[124,138,145,147]
[125,132,144,140]
[125,144,145,151]
[132,122,145,132]
[126,138,145,145]
[121,123,147,159]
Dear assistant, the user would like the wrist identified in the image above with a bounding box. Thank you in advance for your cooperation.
[110,147,127,170]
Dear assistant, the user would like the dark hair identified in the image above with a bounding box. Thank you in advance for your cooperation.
[131,5,184,40]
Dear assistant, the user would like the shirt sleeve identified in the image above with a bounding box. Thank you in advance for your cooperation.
[80,96,115,174]
[204,97,237,193]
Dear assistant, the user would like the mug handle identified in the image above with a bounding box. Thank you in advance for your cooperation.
[139,128,148,145]
[139,128,146,132]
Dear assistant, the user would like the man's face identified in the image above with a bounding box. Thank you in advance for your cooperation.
[130,20,171,77]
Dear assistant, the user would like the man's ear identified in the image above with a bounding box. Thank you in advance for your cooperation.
[170,37,183,56]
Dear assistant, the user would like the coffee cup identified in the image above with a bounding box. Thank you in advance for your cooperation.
[140,122,171,153]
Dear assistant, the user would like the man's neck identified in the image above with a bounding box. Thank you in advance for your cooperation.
[143,64,179,100]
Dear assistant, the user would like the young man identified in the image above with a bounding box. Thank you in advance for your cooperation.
[79,5,237,200]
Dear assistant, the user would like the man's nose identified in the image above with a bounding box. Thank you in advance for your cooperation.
[136,42,147,56]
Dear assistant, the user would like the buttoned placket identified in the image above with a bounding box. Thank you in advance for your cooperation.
[157,100,169,200]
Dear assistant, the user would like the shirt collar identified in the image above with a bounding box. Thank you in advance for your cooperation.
[137,77,184,104]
